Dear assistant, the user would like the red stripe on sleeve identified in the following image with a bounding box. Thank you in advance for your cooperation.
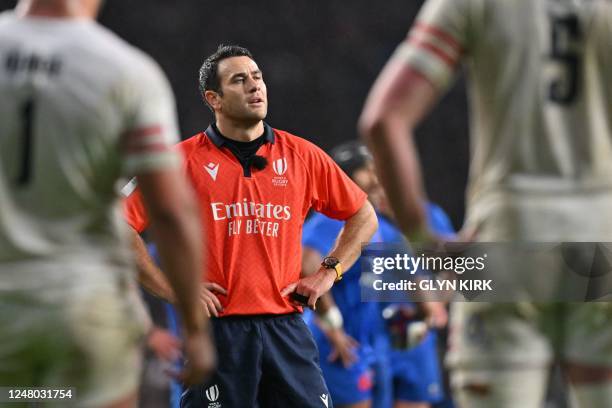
[407,37,458,68]
[126,125,163,139]
[122,125,167,152]
[414,22,463,53]
[124,143,172,153]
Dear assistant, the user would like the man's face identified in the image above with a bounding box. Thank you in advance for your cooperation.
[352,162,392,217]
[212,56,268,123]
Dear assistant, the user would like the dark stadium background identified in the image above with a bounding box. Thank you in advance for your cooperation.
[0,0,469,229]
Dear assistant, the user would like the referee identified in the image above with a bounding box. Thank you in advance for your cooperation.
[124,44,377,407]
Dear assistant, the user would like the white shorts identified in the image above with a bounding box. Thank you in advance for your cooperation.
[0,263,151,407]
[447,302,612,370]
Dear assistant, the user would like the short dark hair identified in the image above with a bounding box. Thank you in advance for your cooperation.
[198,44,254,105]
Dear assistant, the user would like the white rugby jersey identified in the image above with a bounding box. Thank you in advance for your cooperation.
[0,12,180,274]
[395,0,612,240]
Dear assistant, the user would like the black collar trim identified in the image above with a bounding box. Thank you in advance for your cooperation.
[204,122,275,147]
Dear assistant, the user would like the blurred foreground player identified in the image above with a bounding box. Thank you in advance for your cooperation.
[361,0,612,407]
[0,0,214,406]
[123,44,378,407]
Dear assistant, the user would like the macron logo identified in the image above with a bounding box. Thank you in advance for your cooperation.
[204,162,219,181]
[320,394,329,407]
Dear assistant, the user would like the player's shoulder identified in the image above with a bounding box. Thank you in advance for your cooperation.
[0,13,162,81]
[85,24,163,77]
[0,10,28,32]
[0,10,14,27]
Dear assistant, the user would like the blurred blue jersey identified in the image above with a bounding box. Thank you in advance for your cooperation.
[302,211,403,345]
[302,211,403,406]
[302,203,455,407]
[426,202,455,237]
[388,202,454,405]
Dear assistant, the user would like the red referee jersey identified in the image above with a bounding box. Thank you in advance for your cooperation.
[124,123,367,316]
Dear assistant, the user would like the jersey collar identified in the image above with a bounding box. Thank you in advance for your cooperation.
[205,122,275,148]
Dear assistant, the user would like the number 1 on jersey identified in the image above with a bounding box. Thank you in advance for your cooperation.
[17,98,34,186]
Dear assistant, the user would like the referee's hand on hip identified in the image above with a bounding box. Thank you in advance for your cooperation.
[281,268,337,310]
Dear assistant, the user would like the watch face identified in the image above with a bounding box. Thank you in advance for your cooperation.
[323,257,339,268]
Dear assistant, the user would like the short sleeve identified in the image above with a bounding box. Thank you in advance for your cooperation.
[121,179,149,233]
[305,143,368,220]
[392,0,471,90]
[119,55,182,175]
[302,213,345,255]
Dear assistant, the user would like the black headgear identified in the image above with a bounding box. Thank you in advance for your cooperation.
[330,141,372,176]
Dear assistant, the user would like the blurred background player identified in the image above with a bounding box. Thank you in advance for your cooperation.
[138,242,189,408]
[360,0,612,407]
[302,142,396,408]
[123,44,378,407]
[383,200,455,408]
[302,141,453,408]
[0,0,214,406]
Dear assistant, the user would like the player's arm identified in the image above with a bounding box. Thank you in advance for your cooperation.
[120,53,215,384]
[136,168,216,384]
[284,201,377,309]
[130,228,176,301]
[136,169,203,333]
[359,64,440,241]
[359,0,467,241]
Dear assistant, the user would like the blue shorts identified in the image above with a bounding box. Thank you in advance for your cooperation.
[181,313,332,408]
[307,321,372,406]
[391,331,444,403]
[370,334,393,408]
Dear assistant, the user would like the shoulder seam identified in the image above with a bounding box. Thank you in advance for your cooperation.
[275,131,315,188]
[179,133,204,163]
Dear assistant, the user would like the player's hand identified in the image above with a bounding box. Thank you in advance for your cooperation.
[170,329,216,386]
[457,226,478,243]
[147,327,181,362]
[281,268,336,310]
[323,327,359,368]
[200,282,227,317]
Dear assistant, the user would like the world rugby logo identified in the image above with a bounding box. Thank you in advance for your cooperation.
[272,158,287,176]
[205,384,219,402]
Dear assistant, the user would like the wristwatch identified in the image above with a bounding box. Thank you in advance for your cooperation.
[321,256,343,282]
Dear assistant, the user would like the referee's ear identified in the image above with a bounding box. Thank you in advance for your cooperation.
[204,90,221,111]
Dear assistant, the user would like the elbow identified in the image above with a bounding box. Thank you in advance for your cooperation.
[358,109,411,148]
[357,110,383,146]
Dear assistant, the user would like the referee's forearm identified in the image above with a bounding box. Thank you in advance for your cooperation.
[328,200,378,272]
